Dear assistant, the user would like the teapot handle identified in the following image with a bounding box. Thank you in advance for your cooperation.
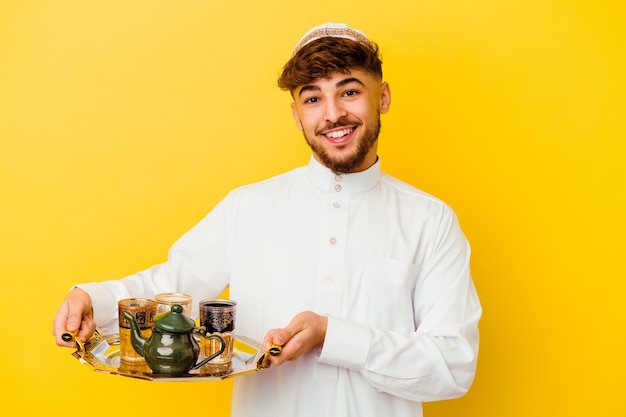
[191,334,226,370]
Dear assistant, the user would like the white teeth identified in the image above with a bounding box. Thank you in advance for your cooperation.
[326,128,353,139]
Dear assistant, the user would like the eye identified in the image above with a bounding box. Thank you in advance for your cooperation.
[304,96,319,104]
[343,89,359,97]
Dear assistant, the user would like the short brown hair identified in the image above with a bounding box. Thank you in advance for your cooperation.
[277,37,383,92]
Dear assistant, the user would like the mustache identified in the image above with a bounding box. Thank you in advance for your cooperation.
[315,118,361,135]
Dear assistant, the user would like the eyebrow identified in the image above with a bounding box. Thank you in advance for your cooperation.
[298,77,366,98]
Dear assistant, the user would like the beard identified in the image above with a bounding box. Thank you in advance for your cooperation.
[303,115,381,174]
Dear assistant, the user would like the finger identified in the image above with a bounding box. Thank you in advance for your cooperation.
[65,301,87,333]
[52,301,76,347]
[76,315,97,343]
[67,288,95,337]
[263,329,286,352]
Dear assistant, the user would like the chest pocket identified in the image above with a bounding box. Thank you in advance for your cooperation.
[363,257,420,332]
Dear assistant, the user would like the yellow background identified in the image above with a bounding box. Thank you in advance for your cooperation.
[1,1,624,415]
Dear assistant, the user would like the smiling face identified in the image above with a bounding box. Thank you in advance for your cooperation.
[291,69,391,173]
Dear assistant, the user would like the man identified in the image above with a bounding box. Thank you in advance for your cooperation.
[53,23,481,416]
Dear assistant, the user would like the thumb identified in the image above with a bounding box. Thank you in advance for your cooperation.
[65,310,82,332]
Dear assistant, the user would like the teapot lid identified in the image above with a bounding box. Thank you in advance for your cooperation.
[154,304,195,333]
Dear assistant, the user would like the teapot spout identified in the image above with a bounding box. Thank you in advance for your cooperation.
[122,311,147,357]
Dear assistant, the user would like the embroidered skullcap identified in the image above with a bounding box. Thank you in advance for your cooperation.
[291,22,375,57]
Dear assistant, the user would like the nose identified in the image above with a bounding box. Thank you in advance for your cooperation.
[323,98,347,123]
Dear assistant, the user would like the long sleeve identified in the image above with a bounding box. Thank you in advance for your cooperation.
[318,203,481,402]
[77,197,231,331]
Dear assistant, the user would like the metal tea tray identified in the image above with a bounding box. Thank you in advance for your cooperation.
[71,330,273,381]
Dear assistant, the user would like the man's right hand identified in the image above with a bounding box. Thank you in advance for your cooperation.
[52,287,97,347]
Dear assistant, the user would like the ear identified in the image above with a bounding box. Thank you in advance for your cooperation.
[379,82,391,114]
[291,103,303,130]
